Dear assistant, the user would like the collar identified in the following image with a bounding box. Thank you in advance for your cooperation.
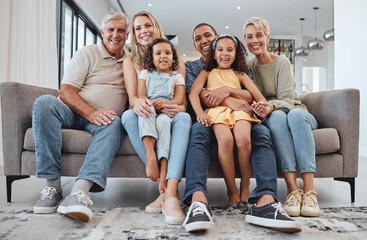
[97,41,125,62]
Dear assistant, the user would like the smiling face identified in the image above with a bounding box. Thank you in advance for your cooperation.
[193,25,217,61]
[133,16,155,48]
[101,18,128,58]
[152,42,174,73]
[214,38,236,69]
[244,24,269,56]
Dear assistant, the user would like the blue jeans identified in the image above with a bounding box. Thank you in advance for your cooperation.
[121,109,191,180]
[263,108,318,174]
[33,95,123,192]
[183,122,278,205]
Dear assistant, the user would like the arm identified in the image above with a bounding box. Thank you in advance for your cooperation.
[201,87,253,108]
[123,58,152,117]
[189,71,211,126]
[59,84,115,126]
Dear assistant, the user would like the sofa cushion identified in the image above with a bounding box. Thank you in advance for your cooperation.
[312,128,340,154]
[23,128,137,155]
[23,127,340,156]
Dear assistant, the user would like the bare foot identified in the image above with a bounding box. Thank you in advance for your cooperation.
[240,180,250,202]
[228,189,240,204]
[159,158,167,193]
[146,155,159,182]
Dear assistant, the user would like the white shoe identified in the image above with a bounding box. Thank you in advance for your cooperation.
[145,193,165,214]
[283,189,303,217]
[301,190,320,217]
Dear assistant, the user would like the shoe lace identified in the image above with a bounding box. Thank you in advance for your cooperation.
[182,201,213,226]
[71,191,93,206]
[40,187,57,200]
[302,190,318,207]
[285,189,303,207]
[271,202,290,218]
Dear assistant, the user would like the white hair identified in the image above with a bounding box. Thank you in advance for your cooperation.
[101,11,129,30]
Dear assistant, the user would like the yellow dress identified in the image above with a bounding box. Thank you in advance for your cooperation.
[204,68,261,128]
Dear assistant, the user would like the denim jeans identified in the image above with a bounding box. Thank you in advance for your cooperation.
[262,108,318,174]
[33,95,124,192]
[138,106,172,160]
[121,109,191,180]
[183,122,278,205]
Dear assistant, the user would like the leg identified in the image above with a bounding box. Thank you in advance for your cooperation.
[156,113,173,189]
[232,120,252,202]
[248,123,278,205]
[212,123,239,204]
[263,110,298,192]
[183,122,214,206]
[121,109,147,163]
[138,106,159,181]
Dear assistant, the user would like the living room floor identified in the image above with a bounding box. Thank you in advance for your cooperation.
[1,157,366,209]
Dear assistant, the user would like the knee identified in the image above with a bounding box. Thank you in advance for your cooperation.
[103,116,123,136]
[33,95,59,115]
[251,124,272,144]
[173,112,192,129]
[217,134,234,153]
[156,115,171,131]
[121,109,137,126]
[190,122,212,142]
[266,110,287,132]
[287,108,307,125]
[235,135,251,151]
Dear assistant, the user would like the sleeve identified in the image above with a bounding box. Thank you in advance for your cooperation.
[61,47,90,89]
[185,61,197,95]
[174,73,185,86]
[268,57,295,112]
[138,69,149,80]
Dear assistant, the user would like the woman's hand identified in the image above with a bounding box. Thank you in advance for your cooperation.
[197,112,211,127]
[133,98,153,117]
[251,101,274,118]
[160,104,186,118]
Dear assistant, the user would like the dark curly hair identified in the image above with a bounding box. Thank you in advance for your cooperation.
[143,38,179,72]
[204,35,249,74]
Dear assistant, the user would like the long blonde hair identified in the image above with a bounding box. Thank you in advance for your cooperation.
[130,11,165,68]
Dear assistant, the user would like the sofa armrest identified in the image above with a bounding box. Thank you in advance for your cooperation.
[300,88,360,177]
[1,82,59,175]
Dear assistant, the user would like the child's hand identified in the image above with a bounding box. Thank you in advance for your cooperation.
[251,101,274,118]
[153,99,165,111]
[197,113,211,127]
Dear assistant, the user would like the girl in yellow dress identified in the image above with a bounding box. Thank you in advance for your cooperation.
[189,34,267,204]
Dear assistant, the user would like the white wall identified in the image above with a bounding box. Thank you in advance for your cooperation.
[0,0,11,166]
[74,0,111,29]
[335,0,367,157]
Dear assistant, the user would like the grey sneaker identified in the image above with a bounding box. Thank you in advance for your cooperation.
[57,191,93,223]
[33,187,63,214]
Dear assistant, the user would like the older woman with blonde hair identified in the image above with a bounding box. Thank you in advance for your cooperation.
[121,11,191,225]
[243,17,320,218]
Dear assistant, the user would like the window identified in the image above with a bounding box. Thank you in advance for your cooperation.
[56,0,101,86]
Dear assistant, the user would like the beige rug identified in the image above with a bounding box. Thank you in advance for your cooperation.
[1,204,367,239]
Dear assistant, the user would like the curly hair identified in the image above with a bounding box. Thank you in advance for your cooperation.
[204,35,249,74]
[143,38,179,72]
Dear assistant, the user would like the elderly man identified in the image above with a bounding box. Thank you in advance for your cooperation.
[32,11,129,223]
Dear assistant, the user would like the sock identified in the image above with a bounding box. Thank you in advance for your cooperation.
[46,178,61,189]
[71,178,94,194]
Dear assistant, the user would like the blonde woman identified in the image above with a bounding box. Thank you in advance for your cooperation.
[121,11,191,225]
[244,17,320,217]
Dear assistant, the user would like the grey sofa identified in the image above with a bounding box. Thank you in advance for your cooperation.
[1,82,360,203]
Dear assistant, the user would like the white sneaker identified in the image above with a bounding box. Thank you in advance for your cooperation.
[301,190,320,217]
[57,191,93,223]
[283,189,303,217]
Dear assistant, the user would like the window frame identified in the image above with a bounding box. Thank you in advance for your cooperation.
[56,0,101,87]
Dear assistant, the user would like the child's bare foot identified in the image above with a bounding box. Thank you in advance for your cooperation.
[240,180,250,202]
[146,155,159,181]
[228,189,240,204]
[159,158,168,193]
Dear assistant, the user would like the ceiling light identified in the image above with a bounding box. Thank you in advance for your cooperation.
[323,0,334,41]
[225,26,229,29]
[295,18,309,57]
[148,3,152,6]
[237,6,240,10]
[307,7,324,50]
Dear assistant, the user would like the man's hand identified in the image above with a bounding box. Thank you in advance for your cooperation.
[160,104,186,118]
[251,101,274,118]
[87,109,116,126]
[197,112,211,127]
[225,97,254,117]
[133,98,153,117]
[203,86,230,108]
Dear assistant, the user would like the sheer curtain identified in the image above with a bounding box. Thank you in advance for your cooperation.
[8,0,58,89]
